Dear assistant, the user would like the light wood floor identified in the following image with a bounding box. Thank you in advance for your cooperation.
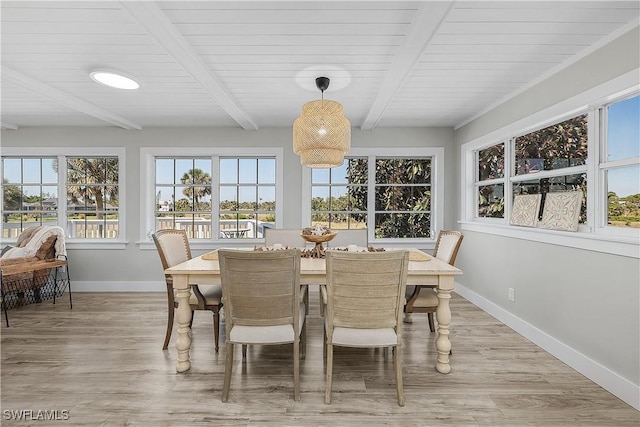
[1,290,637,426]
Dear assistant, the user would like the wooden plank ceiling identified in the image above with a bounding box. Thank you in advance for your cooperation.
[1,1,638,130]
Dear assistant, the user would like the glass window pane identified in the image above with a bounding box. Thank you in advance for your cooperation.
[194,158,211,176]
[239,159,257,184]
[155,187,173,211]
[104,186,118,210]
[220,158,238,184]
[175,159,193,183]
[478,143,504,180]
[220,187,237,211]
[330,162,349,184]
[411,186,432,211]
[375,185,403,211]
[258,158,275,183]
[84,185,104,211]
[348,186,367,210]
[23,159,41,183]
[156,159,174,184]
[515,115,588,176]
[104,213,119,238]
[23,185,40,200]
[607,95,640,161]
[478,184,504,218]
[42,158,57,183]
[513,179,541,195]
[606,165,640,227]
[239,186,257,210]
[3,183,22,210]
[219,214,250,239]
[104,158,118,184]
[375,213,431,238]
[329,213,348,228]
[376,159,402,183]
[406,159,432,184]
[347,213,367,230]
[174,186,192,211]
[347,158,368,184]
[329,186,348,212]
[3,158,21,183]
[312,168,329,184]
[311,213,328,225]
[67,159,86,184]
[93,158,108,183]
[258,186,275,211]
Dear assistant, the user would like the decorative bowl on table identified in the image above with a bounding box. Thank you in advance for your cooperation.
[300,225,336,257]
[300,232,336,244]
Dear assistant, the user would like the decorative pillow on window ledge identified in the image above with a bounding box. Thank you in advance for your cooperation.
[540,191,583,232]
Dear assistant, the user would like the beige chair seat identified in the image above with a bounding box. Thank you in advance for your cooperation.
[230,302,305,343]
[330,326,397,347]
[411,288,438,308]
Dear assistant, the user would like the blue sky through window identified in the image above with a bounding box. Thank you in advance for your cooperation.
[607,95,639,197]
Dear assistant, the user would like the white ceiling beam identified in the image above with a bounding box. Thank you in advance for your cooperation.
[361,2,454,130]
[120,1,258,130]
[2,66,141,130]
[1,122,18,130]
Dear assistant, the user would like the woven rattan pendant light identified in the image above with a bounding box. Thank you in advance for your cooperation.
[293,77,351,168]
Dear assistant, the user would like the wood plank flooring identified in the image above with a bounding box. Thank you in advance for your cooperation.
[1,290,638,426]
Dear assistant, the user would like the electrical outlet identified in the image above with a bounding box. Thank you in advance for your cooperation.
[508,288,515,302]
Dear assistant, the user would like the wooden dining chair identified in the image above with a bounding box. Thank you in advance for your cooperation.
[264,228,307,248]
[404,230,464,331]
[218,248,305,402]
[325,228,368,248]
[152,229,223,351]
[323,250,409,406]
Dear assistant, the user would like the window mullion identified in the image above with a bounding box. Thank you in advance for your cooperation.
[504,138,513,224]
[509,165,588,183]
[367,155,375,242]
[58,154,66,230]
[211,155,220,240]
[589,108,601,229]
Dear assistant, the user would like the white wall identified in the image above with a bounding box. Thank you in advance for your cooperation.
[454,27,640,409]
[1,126,454,285]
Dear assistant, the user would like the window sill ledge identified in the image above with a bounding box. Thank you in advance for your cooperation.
[459,221,639,258]
[66,240,128,250]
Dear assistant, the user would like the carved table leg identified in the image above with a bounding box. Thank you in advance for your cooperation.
[173,275,192,373]
[435,276,454,374]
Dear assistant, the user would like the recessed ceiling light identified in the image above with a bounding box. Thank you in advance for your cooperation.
[89,70,140,90]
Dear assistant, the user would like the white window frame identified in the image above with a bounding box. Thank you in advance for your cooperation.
[1,147,127,250]
[474,141,506,222]
[460,69,639,258]
[138,147,284,251]
[302,147,444,250]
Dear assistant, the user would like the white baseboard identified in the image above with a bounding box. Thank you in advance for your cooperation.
[70,281,165,292]
[455,282,640,411]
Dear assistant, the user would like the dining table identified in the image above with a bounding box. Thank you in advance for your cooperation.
[165,247,463,375]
